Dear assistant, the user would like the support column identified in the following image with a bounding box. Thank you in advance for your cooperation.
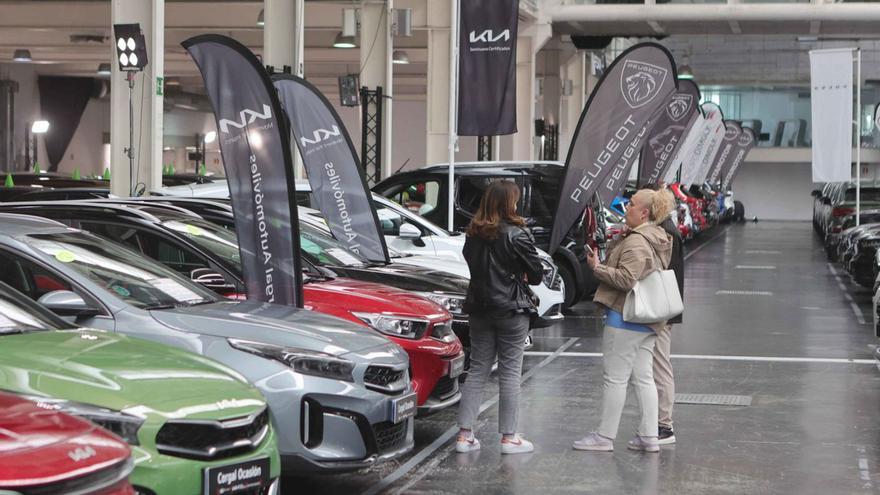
[263,0,304,75]
[500,23,551,161]
[110,0,163,196]
[425,1,452,166]
[559,50,586,160]
[540,47,562,160]
[360,0,393,179]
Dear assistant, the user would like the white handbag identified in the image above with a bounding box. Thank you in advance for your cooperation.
[622,232,683,324]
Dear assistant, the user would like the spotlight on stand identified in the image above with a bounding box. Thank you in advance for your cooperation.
[112,23,149,196]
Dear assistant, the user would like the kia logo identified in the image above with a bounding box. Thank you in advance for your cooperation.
[68,446,96,462]
[219,104,272,134]
[469,29,510,44]
[300,125,341,147]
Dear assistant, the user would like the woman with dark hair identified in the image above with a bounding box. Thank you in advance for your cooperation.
[456,180,544,455]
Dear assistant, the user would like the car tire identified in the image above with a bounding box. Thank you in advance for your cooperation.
[733,201,745,222]
[558,262,578,310]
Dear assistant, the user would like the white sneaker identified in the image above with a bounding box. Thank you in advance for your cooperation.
[626,434,659,453]
[500,434,534,455]
[572,432,614,452]
[455,434,481,453]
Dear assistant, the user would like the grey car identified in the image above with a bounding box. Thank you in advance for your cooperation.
[0,213,416,474]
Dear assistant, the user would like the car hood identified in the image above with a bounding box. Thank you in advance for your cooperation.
[0,393,130,487]
[305,277,450,320]
[324,263,469,293]
[150,300,397,357]
[392,255,470,279]
[0,330,265,421]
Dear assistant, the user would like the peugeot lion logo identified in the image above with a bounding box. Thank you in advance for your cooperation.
[219,104,272,134]
[620,60,668,109]
[649,126,684,156]
[300,125,342,147]
[724,125,741,141]
[739,131,753,147]
[666,94,693,122]
[469,29,510,44]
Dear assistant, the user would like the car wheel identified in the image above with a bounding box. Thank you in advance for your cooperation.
[733,201,745,222]
[558,262,578,310]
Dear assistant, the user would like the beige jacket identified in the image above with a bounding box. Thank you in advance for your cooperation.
[592,223,673,332]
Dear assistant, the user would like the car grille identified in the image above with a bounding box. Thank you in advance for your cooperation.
[155,408,269,461]
[451,319,470,345]
[372,421,408,454]
[363,365,407,394]
[431,375,458,400]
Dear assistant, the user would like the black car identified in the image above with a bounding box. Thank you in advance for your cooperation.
[373,161,605,308]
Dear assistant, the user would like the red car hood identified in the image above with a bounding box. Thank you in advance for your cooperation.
[304,277,450,322]
[0,392,130,488]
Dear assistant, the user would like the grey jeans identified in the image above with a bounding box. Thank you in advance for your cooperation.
[457,313,530,435]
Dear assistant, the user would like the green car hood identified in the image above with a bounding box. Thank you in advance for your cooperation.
[0,329,266,421]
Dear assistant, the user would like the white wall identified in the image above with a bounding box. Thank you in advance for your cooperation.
[57,98,109,176]
[733,161,814,221]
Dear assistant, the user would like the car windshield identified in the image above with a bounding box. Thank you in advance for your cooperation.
[300,221,370,267]
[160,217,243,273]
[0,285,68,333]
[26,232,218,310]
[844,188,880,202]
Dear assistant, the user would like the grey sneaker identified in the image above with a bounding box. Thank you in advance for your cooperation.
[572,432,614,452]
[627,434,659,453]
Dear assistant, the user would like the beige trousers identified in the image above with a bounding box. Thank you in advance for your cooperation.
[653,323,675,429]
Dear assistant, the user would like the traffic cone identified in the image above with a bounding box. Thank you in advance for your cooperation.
[102,168,111,180]
[4,174,13,187]
[32,162,41,174]
[199,162,207,176]
[72,168,81,180]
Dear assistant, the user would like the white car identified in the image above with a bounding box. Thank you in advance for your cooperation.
[154,179,566,326]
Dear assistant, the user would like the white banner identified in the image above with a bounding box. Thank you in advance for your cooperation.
[810,48,854,183]
[664,113,706,183]
[680,104,724,187]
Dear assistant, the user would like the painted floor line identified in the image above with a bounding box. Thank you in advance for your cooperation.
[523,351,875,364]
[684,227,729,261]
[735,265,777,270]
[850,301,868,325]
[361,338,580,495]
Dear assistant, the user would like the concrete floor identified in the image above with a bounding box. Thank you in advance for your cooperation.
[286,222,880,495]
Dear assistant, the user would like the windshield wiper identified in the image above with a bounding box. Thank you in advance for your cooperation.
[144,304,175,310]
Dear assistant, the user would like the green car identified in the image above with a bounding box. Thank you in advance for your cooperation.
[0,281,280,495]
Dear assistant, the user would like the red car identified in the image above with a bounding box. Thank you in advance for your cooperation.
[0,392,134,495]
[302,277,465,415]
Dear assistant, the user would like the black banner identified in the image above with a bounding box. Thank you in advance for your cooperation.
[706,121,743,186]
[549,43,677,253]
[637,79,701,187]
[457,0,518,136]
[721,127,757,191]
[183,35,303,307]
[273,75,390,264]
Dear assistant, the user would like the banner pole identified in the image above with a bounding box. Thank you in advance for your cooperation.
[855,49,861,226]
[447,0,459,232]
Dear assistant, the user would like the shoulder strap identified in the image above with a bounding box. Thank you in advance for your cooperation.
[630,230,664,269]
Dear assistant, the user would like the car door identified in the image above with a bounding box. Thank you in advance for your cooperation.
[0,246,115,331]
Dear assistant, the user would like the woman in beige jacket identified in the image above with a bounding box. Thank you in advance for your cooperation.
[572,188,674,453]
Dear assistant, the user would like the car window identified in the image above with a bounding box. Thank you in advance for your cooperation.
[844,188,880,202]
[375,205,427,237]
[0,248,103,314]
[388,180,441,215]
[22,231,217,309]
[456,177,523,216]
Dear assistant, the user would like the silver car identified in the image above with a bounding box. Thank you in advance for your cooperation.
[0,213,416,474]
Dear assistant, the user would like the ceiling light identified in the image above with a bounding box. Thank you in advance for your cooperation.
[393,50,410,65]
[678,55,694,80]
[32,120,50,134]
[96,63,111,76]
[257,9,264,27]
[204,131,217,144]
[13,49,31,62]
[333,32,357,49]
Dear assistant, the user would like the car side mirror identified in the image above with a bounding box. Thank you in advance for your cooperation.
[190,267,235,292]
[37,290,101,317]
[823,197,832,205]
[398,223,422,240]
[811,190,821,198]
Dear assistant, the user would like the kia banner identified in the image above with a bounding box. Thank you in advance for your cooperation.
[721,127,757,190]
[549,43,677,254]
[679,102,724,187]
[183,35,303,307]
[457,0,518,136]
[637,79,701,186]
[273,75,390,264]
[706,121,743,186]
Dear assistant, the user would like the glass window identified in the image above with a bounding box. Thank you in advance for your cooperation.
[300,222,369,267]
[456,177,522,216]
[23,232,217,310]
[389,180,441,215]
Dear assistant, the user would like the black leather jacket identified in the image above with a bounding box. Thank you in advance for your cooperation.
[462,223,544,315]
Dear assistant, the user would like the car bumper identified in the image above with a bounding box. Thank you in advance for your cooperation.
[258,368,415,475]
[129,425,280,495]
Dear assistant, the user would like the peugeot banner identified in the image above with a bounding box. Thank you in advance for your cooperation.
[549,43,677,254]
[457,0,519,136]
[273,75,390,264]
[183,35,303,307]
[706,121,743,186]
[637,79,701,186]
[721,127,757,191]
[679,102,724,187]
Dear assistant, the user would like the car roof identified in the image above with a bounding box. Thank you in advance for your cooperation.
[0,200,201,224]
[387,161,564,178]
[0,212,71,235]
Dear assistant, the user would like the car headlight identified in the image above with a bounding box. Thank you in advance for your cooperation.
[540,259,556,287]
[228,339,354,382]
[351,312,428,339]
[416,292,465,315]
[22,395,144,445]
